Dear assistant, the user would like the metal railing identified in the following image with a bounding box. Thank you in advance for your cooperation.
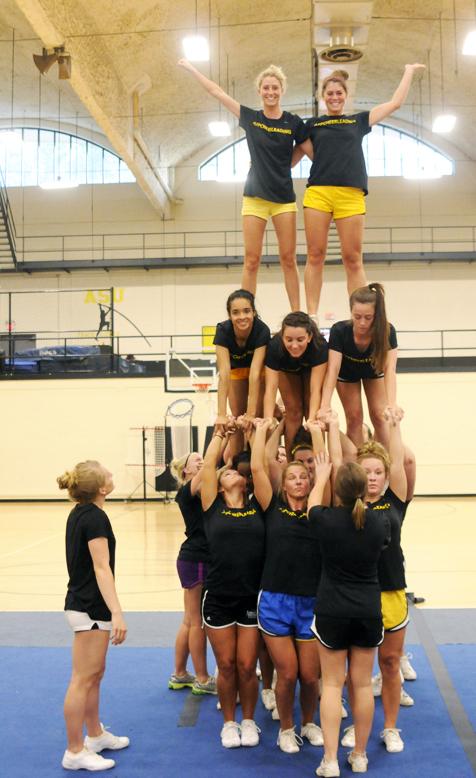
[11,224,476,266]
[1,328,475,378]
[0,165,17,267]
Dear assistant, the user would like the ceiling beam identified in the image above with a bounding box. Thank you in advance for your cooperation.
[13,0,173,216]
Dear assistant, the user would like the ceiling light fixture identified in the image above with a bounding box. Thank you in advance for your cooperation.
[182,35,209,61]
[208,121,230,137]
[432,13,455,134]
[463,29,476,54]
[33,46,72,79]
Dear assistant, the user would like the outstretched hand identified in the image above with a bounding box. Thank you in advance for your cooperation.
[314,450,332,482]
[178,58,195,71]
[405,63,426,73]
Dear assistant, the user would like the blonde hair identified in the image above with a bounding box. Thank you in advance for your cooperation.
[334,462,367,530]
[321,69,349,96]
[57,460,106,504]
[170,454,189,485]
[357,441,391,476]
[256,64,287,93]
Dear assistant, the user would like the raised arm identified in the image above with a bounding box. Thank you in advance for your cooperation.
[369,64,425,126]
[308,362,328,420]
[250,418,274,510]
[265,417,286,492]
[306,417,331,506]
[246,345,267,418]
[178,59,240,117]
[318,349,342,415]
[324,410,343,499]
[215,345,232,424]
[200,431,225,511]
[385,410,407,502]
[89,538,127,645]
[308,451,332,513]
[263,366,279,419]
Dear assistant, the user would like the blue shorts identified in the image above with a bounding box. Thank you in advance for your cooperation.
[258,590,316,641]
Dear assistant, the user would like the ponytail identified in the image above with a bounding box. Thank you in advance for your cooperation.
[335,462,368,531]
[352,496,366,530]
[349,282,389,374]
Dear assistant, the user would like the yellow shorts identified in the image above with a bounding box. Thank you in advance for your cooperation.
[381,589,409,632]
[230,367,250,381]
[241,196,297,221]
[303,185,365,219]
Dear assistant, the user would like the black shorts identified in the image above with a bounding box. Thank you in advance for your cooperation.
[312,614,384,650]
[202,590,258,629]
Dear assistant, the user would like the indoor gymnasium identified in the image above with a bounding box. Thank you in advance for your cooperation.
[0,1,475,776]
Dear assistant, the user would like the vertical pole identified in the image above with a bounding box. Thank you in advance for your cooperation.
[8,292,13,369]
[142,427,147,500]
[110,286,115,373]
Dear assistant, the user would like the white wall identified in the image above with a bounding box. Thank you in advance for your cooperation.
[0,371,474,499]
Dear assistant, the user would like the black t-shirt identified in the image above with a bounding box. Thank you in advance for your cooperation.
[64,503,116,621]
[239,105,307,203]
[261,496,321,597]
[368,487,406,591]
[265,333,328,373]
[203,495,265,597]
[310,505,389,618]
[213,317,271,371]
[305,111,372,194]
[176,481,209,563]
[329,320,398,381]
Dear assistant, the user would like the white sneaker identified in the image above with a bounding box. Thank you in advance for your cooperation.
[400,653,417,681]
[62,748,115,771]
[347,751,368,773]
[400,686,414,706]
[221,721,241,748]
[341,725,355,748]
[371,672,382,696]
[301,722,324,746]
[381,727,404,753]
[271,706,280,720]
[277,727,303,754]
[341,699,348,718]
[240,719,260,747]
[316,757,340,777]
[85,723,129,752]
[261,688,276,711]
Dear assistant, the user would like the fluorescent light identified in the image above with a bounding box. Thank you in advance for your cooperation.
[40,178,79,190]
[208,121,231,137]
[182,35,209,61]
[463,30,476,54]
[432,114,457,133]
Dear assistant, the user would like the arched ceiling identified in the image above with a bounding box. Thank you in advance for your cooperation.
[0,0,475,216]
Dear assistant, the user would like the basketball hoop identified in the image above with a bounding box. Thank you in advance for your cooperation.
[192,382,211,393]
[166,398,194,418]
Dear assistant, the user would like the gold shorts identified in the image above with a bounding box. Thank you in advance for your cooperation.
[303,185,365,219]
[381,589,409,632]
[230,367,250,381]
[241,196,297,220]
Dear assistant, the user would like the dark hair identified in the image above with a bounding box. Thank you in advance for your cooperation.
[280,311,326,351]
[226,289,258,317]
[334,462,367,530]
[321,69,349,96]
[349,282,389,374]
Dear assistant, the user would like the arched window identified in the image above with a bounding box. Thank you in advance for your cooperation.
[199,123,454,182]
[0,127,135,187]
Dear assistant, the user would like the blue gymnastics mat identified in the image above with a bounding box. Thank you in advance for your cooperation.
[0,645,474,778]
